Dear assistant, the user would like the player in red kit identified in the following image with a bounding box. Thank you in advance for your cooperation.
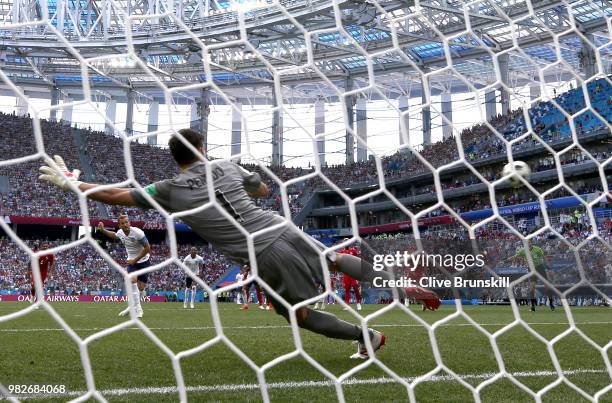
[244,266,273,310]
[31,243,55,304]
[339,241,362,311]
[404,261,441,311]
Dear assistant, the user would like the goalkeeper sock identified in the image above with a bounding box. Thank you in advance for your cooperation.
[530,298,537,308]
[300,309,361,340]
[191,287,196,304]
[336,254,406,300]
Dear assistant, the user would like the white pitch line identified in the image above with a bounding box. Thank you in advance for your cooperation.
[1,321,611,332]
[14,368,610,399]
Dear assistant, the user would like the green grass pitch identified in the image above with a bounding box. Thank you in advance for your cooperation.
[0,302,610,402]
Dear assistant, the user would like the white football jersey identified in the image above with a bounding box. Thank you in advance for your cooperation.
[183,254,204,273]
[116,227,150,263]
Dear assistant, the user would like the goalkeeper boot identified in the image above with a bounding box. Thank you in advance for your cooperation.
[118,306,130,317]
[350,329,385,360]
[136,307,143,318]
[356,303,362,311]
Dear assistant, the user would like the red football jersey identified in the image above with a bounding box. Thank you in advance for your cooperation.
[38,253,54,271]
[339,246,359,282]
[339,246,359,256]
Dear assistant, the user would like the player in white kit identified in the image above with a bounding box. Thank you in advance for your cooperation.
[97,215,151,318]
[235,266,249,309]
[182,247,204,309]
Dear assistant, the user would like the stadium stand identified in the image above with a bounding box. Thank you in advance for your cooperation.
[1,77,609,225]
[0,78,609,297]
[0,113,98,218]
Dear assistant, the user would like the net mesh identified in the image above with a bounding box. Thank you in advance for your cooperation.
[0,0,611,401]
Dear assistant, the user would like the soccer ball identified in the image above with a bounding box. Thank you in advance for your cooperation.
[502,161,531,186]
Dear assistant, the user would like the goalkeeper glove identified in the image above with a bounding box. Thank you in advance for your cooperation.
[38,155,82,192]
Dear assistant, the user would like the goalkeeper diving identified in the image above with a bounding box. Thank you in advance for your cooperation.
[39,128,440,359]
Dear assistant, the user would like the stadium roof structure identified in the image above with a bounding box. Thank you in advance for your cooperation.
[0,0,610,103]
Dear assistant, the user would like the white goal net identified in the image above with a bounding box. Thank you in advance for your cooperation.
[0,0,611,402]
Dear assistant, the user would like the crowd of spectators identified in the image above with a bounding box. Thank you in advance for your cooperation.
[0,78,609,227]
[107,76,609,221]
[0,113,98,218]
[300,77,611,194]
[78,128,177,222]
[0,210,608,295]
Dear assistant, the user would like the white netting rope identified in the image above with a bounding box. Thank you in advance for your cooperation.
[0,0,610,402]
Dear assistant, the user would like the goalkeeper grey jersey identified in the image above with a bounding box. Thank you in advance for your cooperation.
[131,160,286,264]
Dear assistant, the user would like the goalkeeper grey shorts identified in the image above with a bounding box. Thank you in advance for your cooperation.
[255,228,334,315]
